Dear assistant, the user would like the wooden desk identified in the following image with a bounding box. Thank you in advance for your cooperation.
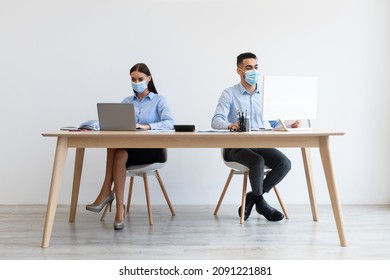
[41,130,346,248]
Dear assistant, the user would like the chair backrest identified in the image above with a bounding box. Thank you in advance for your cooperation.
[162,148,167,163]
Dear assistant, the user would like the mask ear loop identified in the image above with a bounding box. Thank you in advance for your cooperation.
[238,68,246,81]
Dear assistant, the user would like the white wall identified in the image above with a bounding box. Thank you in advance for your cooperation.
[1,0,389,205]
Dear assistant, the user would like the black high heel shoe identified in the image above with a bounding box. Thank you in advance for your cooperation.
[86,191,115,213]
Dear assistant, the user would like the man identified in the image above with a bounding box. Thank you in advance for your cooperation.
[211,52,292,222]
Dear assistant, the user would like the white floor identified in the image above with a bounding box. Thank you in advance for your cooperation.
[1,204,389,260]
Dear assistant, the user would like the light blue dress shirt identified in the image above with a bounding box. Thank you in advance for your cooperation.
[211,82,277,129]
[122,92,174,130]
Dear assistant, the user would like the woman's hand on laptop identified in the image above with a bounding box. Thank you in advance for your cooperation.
[136,123,151,130]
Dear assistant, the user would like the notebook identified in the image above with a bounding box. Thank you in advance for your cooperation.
[97,103,137,131]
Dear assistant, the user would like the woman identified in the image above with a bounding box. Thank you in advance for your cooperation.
[86,63,175,230]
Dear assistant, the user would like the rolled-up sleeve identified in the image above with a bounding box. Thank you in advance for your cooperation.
[211,90,234,129]
[149,96,175,130]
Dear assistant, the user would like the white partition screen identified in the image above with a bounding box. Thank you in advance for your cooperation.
[262,76,318,121]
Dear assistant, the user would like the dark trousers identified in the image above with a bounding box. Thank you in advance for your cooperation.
[224,148,291,196]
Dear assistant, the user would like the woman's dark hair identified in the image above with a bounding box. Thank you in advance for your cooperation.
[130,63,158,94]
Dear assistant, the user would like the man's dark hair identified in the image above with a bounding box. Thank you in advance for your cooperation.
[236,52,257,66]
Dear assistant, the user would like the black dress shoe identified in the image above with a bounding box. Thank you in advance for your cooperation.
[255,197,285,221]
[238,192,257,220]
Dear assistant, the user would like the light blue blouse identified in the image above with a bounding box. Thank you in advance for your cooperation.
[122,92,175,130]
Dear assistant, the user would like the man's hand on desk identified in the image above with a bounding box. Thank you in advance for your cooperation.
[228,121,240,131]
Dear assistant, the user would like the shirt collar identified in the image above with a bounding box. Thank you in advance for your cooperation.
[131,91,157,101]
[238,82,260,95]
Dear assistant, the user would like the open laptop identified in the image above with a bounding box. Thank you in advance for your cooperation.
[97,103,137,131]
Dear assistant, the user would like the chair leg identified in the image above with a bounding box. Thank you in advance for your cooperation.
[155,170,175,216]
[142,173,153,225]
[240,172,248,224]
[214,169,235,215]
[273,185,289,219]
[126,176,135,214]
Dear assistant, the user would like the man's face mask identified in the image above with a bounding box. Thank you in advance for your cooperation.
[244,70,260,85]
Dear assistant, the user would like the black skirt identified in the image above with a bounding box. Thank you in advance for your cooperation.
[125,148,165,167]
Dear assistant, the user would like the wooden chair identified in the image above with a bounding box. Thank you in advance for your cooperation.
[214,150,288,224]
[101,149,175,225]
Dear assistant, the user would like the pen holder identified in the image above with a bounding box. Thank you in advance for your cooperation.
[239,117,251,132]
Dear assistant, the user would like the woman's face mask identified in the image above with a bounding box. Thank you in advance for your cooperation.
[132,80,148,93]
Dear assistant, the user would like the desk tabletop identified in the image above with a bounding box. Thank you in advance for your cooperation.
[42,130,344,149]
[42,130,345,138]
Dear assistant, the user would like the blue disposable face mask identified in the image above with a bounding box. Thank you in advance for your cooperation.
[132,81,148,93]
[244,70,260,86]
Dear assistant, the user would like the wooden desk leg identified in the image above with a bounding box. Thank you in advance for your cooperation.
[319,136,347,247]
[69,148,85,223]
[41,137,68,248]
[301,148,318,221]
